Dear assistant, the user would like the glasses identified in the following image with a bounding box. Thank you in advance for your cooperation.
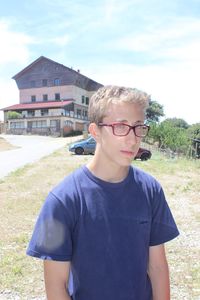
[98,122,150,137]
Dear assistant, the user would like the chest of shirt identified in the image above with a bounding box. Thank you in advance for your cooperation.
[71,186,152,257]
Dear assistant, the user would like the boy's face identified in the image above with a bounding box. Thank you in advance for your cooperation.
[95,101,145,169]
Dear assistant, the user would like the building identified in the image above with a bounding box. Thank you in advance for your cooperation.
[2,56,103,136]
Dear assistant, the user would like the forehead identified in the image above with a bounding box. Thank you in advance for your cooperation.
[103,102,145,123]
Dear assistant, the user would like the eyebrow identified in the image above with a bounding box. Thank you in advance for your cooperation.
[114,119,144,124]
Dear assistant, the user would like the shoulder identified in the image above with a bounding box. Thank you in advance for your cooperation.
[130,166,165,207]
[51,166,86,199]
[132,166,162,190]
[40,166,87,215]
[39,167,88,224]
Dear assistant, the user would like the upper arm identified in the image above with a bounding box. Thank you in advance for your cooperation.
[148,244,169,283]
[44,260,71,297]
[148,245,170,300]
[148,244,168,270]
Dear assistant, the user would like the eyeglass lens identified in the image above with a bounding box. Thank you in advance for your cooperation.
[113,124,148,137]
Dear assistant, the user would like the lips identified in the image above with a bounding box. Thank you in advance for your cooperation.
[120,150,135,157]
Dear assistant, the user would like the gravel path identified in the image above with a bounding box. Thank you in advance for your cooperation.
[0,134,80,179]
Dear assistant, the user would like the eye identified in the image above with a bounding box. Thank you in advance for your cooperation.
[114,123,127,130]
[135,125,149,136]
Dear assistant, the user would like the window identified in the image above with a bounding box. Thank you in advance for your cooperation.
[50,120,57,127]
[64,120,73,127]
[83,110,88,118]
[42,79,47,86]
[40,121,47,128]
[41,109,48,116]
[77,109,81,116]
[55,93,60,100]
[32,120,46,128]
[64,110,70,116]
[54,78,60,86]
[30,80,35,88]
[28,110,35,117]
[43,94,48,101]
[31,95,36,102]
[10,121,24,129]
[82,96,85,104]
[85,97,89,105]
[89,138,96,144]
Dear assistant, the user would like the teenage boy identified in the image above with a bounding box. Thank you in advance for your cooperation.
[27,85,179,300]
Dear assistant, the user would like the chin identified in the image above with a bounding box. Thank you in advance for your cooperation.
[118,159,133,168]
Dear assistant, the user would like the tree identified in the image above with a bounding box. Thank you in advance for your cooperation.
[162,118,189,129]
[147,122,160,144]
[186,123,200,158]
[146,100,165,122]
[187,123,200,140]
[147,119,190,154]
[7,111,22,119]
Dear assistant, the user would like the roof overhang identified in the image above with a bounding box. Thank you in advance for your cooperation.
[2,100,74,111]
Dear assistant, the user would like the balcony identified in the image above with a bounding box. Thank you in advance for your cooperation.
[7,111,88,121]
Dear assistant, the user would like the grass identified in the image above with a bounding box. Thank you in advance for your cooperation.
[0,147,200,299]
[0,137,19,152]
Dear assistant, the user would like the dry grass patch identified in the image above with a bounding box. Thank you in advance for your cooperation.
[135,156,200,300]
[0,147,91,299]
[0,148,200,299]
[0,137,19,152]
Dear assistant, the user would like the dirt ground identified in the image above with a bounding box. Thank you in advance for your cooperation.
[0,137,18,151]
[0,147,200,299]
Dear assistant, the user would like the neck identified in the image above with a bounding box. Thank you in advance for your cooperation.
[87,155,130,183]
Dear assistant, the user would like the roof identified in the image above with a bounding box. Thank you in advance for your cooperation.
[12,56,67,80]
[2,100,74,111]
[12,56,103,91]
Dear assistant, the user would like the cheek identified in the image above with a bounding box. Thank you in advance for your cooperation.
[105,137,122,152]
[100,135,117,149]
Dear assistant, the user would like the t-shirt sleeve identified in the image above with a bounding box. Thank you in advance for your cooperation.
[149,185,179,246]
[26,191,75,261]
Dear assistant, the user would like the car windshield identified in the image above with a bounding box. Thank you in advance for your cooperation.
[87,137,95,143]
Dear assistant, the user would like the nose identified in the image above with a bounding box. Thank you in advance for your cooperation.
[125,128,138,145]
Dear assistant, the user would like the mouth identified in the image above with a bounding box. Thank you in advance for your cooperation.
[120,150,135,157]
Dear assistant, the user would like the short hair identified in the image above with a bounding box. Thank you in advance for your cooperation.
[88,85,150,124]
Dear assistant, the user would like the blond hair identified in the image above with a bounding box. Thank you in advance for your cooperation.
[88,85,150,124]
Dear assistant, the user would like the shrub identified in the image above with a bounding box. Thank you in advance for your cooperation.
[63,130,82,137]
[7,111,22,119]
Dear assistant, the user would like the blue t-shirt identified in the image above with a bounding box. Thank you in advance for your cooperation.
[27,165,179,300]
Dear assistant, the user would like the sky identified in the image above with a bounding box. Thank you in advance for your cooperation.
[0,0,200,125]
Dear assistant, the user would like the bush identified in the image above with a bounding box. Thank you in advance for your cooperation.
[7,111,22,119]
[147,121,190,155]
[63,130,82,137]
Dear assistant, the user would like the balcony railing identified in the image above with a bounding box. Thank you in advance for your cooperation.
[7,112,88,121]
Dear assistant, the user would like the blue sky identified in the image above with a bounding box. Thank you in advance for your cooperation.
[0,0,200,124]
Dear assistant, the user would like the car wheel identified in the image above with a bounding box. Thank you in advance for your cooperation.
[75,147,84,155]
[141,153,149,161]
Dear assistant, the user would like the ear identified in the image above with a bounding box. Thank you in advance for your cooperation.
[88,123,101,142]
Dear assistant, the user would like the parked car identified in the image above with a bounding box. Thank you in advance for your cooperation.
[69,136,96,155]
[69,137,152,160]
[134,147,152,161]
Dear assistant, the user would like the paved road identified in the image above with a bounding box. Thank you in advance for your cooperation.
[0,134,79,179]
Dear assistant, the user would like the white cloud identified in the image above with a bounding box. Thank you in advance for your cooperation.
[0,5,199,126]
[104,0,139,23]
[111,16,200,61]
[49,34,70,47]
[162,40,200,61]
[0,80,18,121]
[85,61,200,125]
[0,19,33,65]
[0,18,34,121]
